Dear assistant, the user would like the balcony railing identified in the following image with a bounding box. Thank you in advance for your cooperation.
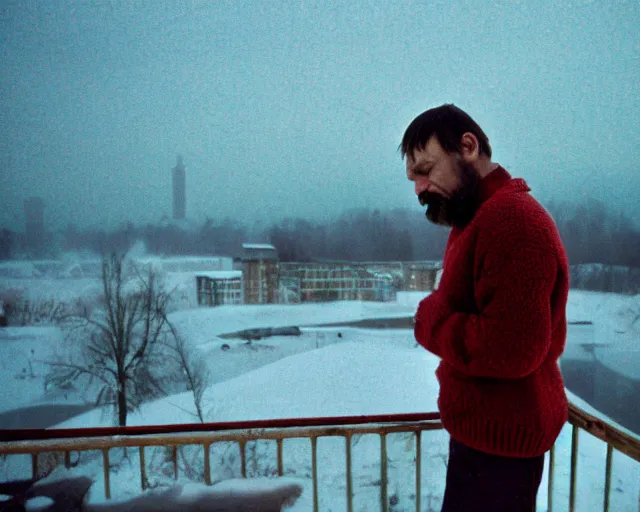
[1,401,638,511]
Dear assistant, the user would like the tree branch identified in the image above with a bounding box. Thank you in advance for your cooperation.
[44,360,112,387]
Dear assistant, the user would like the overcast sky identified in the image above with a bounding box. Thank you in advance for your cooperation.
[1,0,639,232]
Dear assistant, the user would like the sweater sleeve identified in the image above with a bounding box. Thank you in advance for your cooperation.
[414,231,558,379]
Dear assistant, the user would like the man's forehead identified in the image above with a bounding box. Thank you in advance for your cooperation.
[407,137,441,164]
[407,146,436,169]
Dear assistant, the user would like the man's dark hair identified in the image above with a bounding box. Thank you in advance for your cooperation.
[400,104,492,159]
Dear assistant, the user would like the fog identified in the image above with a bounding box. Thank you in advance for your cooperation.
[1,0,639,233]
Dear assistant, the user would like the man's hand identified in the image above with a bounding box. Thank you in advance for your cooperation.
[413,291,451,357]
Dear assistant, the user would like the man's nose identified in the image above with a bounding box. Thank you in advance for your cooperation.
[415,180,431,197]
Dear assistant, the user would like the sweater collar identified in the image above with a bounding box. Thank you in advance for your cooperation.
[477,165,518,205]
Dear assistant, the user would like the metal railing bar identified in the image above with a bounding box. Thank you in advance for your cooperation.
[172,445,178,480]
[312,436,319,512]
[603,443,612,512]
[569,425,579,512]
[277,438,284,476]
[0,403,635,508]
[31,453,37,480]
[0,423,440,455]
[0,412,441,443]
[102,449,110,500]
[567,402,640,463]
[204,443,211,485]
[346,434,353,512]
[240,440,247,478]
[381,433,388,512]
[415,431,421,512]
[139,446,147,490]
[2,402,637,460]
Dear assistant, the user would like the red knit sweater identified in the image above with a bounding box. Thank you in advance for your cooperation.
[414,166,569,458]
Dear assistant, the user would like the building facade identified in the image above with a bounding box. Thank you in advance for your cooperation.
[196,271,243,306]
[401,262,441,291]
[242,244,279,304]
[190,243,441,307]
[279,262,396,302]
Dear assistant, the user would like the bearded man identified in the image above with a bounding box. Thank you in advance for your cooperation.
[401,104,569,512]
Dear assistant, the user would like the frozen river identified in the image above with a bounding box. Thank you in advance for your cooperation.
[0,404,94,429]
[561,323,640,435]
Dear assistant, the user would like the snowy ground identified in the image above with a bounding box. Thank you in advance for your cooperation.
[1,268,639,510]
[1,337,638,511]
[0,327,66,412]
[1,290,637,418]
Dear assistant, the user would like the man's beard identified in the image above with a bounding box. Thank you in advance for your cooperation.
[419,161,481,228]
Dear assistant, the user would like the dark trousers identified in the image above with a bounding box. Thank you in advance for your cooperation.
[441,438,545,512]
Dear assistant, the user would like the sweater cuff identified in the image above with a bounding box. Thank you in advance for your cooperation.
[414,292,452,355]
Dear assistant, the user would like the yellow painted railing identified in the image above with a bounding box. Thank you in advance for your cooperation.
[1,403,639,511]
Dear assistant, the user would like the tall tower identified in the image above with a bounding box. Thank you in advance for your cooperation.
[24,197,45,256]
[172,155,186,220]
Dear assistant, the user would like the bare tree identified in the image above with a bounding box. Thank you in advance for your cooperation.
[45,253,180,426]
[163,320,210,423]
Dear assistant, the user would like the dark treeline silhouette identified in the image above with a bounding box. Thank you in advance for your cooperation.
[0,198,638,269]
[0,229,12,260]
[545,198,640,268]
[38,209,450,262]
[60,218,248,259]
[267,209,446,262]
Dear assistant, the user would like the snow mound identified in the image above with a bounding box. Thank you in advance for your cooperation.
[202,340,438,421]
[53,340,438,429]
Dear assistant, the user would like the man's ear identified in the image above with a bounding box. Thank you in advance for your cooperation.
[460,132,480,162]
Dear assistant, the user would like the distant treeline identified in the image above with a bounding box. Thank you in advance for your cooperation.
[570,264,640,294]
[545,199,640,268]
[1,198,639,270]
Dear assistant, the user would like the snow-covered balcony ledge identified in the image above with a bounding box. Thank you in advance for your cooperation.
[1,412,441,511]
[1,403,639,512]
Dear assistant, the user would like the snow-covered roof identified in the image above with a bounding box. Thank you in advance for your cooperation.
[137,256,231,263]
[193,271,242,279]
[242,243,276,250]
[368,270,394,279]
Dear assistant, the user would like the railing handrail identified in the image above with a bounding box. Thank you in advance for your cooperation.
[1,402,638,509]
[567,401,640,462]
[1,402,638,463]
[0,412,440,443]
